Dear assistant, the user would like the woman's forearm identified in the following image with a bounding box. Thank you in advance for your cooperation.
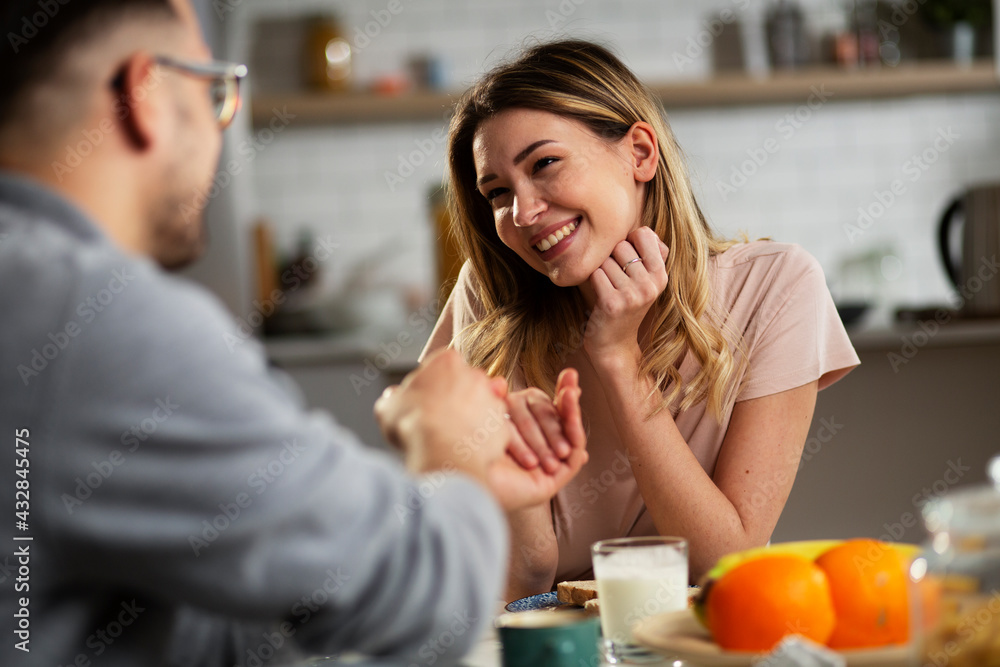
[589,352,759,579]
[504,503,560,601]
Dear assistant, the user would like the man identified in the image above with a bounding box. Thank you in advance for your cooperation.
[0,1,587,665]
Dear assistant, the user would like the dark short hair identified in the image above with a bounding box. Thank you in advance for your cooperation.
[0,0,177,128]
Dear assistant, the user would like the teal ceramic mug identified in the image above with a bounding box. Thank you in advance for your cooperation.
[496,610,601,667]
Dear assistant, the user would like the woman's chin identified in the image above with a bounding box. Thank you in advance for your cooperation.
[545,268,591,289]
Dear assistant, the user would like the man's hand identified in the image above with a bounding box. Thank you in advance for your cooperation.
[374,349,509,484]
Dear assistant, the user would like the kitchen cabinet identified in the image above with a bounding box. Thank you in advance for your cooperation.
[773,320,1000,543]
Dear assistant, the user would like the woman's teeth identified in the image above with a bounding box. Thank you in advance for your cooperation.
[535,220,578,252]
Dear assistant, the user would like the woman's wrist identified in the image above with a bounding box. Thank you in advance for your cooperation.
[507,503,558,577]
[585,342,642,382]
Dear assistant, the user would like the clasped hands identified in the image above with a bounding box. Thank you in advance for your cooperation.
[375,349,588,512]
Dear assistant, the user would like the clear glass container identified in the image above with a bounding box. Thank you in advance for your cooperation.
[304,15,352,92]
[913,457,1000,667]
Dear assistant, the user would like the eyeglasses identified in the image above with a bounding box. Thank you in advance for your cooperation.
[154,56,248,129]
[112,56,249,130]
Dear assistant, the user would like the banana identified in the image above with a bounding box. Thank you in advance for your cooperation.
[704,539,844,582]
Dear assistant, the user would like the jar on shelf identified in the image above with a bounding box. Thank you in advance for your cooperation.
[304,15,352,92]
[912,456,1000,666]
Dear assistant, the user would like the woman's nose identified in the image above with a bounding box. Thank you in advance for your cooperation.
[511,188,546,227]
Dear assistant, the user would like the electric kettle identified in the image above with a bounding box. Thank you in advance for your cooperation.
[937,183,1000,317]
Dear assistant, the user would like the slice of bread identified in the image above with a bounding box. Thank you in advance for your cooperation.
[556,580,598,606]
[583,598,600,616]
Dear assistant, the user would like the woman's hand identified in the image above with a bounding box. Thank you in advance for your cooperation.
[488,368,588,511]
[486,446,588,512]
[504,369,586,474]
[584,226,669,363]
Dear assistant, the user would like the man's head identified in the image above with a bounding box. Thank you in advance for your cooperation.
[0,0,236,269]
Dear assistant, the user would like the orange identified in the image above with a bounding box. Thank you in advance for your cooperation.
[706,554,836,652]
[814,539,910,649]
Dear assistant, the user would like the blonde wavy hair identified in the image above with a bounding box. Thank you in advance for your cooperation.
[446,39,744,419]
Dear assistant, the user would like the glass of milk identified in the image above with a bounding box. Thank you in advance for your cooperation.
[591,536,688,664]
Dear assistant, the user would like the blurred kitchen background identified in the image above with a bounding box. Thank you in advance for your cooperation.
[184,0,1000,543]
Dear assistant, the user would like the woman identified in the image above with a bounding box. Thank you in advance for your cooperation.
[421,39,859,600]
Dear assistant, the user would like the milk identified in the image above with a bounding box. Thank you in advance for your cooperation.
[596,570,687,642]
[592,546,688,644]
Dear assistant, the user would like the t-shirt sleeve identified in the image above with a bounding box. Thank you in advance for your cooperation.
[736,246,860,401]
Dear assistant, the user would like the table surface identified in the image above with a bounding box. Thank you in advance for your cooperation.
[299,622,684,666]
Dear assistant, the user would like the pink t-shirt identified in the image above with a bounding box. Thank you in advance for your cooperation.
[420,241,860,582]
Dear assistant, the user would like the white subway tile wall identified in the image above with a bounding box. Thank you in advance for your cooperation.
[250,0,1000,316]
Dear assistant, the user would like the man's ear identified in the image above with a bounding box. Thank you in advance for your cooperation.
[626,121,659,183]
[116,52,164,152]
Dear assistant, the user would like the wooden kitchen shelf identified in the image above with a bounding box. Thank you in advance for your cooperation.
[250,59,998,127]
[651,58,998,109]
[251,88,459,126]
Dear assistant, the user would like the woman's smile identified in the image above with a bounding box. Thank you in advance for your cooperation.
[532,216,581,260]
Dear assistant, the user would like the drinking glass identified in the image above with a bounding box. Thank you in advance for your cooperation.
[591,536,688,664]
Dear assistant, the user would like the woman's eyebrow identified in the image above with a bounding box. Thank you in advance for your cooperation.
[476,139,557,188]
[513,139,555,165]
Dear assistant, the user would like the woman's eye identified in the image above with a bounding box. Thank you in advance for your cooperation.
[533,157,558,173]
[485,187,509,202]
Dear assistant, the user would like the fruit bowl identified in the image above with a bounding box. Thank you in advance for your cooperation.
[632,609,914,667]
